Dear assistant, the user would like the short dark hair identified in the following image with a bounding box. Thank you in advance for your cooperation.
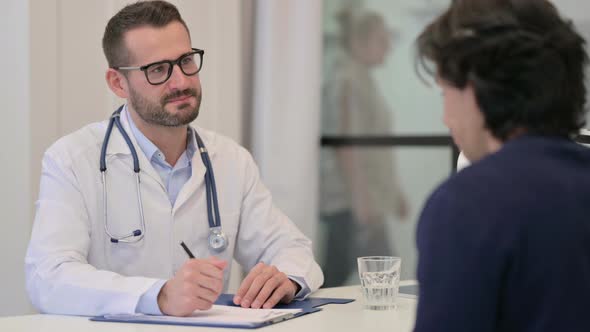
[416,0,588,140]
[102,0,190,67]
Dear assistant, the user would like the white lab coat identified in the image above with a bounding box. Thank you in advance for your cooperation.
[25,109,324,316]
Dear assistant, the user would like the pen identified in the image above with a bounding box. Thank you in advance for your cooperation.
[180,241,195,259]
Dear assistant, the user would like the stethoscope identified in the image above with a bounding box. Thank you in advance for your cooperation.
[99,105,228,252]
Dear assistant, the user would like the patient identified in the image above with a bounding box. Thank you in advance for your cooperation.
[413,0,590,331]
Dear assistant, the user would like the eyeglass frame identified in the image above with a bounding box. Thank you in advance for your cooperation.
[112,48,204,85]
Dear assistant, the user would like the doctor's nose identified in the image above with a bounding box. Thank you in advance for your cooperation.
[167,64,194,90]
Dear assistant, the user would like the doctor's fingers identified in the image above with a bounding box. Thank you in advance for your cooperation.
[183,259,225,280]
[262,279,296,309]
[158,281,212,316]
[238,265,280,308]
[234,262,267,303]
[192,273,224,296]
[252,271,290,309]
[183,281,221,304]
[179,294,215,312]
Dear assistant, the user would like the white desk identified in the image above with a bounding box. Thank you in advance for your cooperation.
[0,286,417,332]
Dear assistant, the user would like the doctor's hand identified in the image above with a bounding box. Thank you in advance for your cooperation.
[157,257,227,316]
[233,263,299,309]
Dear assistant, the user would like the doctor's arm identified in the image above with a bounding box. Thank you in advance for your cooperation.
[232,151,324,308]
[25,150,161,316]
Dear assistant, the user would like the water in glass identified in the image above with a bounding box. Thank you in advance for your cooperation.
[360,270,399,310]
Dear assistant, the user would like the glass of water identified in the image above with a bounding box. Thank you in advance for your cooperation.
[357,256,401,310]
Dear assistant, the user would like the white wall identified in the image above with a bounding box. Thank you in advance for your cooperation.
[1,0,243,316]
[0,0,33,316]
[251,0,323,242]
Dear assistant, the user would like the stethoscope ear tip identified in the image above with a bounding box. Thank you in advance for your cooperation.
[133,230,142,236]
[110,238,119,243]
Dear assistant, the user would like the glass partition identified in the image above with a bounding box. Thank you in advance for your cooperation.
[319,0,453,285]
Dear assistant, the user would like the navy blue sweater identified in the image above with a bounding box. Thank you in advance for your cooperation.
[415,135,590,332]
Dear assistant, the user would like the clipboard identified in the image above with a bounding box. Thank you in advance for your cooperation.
[90,294,355,329]
[214,293,354,317]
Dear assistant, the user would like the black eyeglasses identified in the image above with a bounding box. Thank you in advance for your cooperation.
[113,48,204,85]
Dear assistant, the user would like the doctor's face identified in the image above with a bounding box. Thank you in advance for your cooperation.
[122,21,202,127]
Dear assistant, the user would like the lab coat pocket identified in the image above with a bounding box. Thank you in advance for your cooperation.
[104,234,150,276]
[101,160,152,275]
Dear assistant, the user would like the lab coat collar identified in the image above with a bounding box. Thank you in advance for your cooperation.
[105,105,217,159]
[172,126,219,213]
[104,106,164,189]
[104,105,139,156]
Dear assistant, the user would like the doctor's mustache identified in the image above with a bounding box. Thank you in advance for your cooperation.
[161,88,200,104]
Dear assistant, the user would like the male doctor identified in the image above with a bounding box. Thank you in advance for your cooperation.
[25,0,323,317]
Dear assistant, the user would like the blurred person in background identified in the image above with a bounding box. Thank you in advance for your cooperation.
[320,8,408,287]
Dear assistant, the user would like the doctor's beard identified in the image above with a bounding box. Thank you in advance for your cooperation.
[129,86,201,127]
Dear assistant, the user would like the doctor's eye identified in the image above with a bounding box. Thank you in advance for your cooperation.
[147,63,169,75]
[181,55,195,65]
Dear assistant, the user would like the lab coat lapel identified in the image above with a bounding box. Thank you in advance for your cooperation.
[105,107,165,190]
[173,127,216,214]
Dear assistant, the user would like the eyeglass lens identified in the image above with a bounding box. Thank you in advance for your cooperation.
[145,52,201,84]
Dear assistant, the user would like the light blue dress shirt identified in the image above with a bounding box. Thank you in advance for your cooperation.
[126,107,307,315]
[126,108,195,315]
[127,109,196,206]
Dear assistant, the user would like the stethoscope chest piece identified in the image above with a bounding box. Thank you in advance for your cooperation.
[208,227,228,252]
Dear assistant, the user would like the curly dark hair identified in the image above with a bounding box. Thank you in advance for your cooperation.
[102,0,190,68]
[416,0,588,140]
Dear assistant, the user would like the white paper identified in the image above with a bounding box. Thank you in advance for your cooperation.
[104,305,302,327]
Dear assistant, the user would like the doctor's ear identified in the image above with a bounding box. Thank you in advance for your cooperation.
[105,69,129,99]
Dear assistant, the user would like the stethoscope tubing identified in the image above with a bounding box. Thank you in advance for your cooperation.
[196,134,222,229]
[100,107,146,243]
[99,106,226,250]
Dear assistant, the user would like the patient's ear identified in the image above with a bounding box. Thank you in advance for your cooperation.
[105,69,129,99]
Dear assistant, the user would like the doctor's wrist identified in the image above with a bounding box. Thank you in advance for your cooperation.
[290,279,301,295]
[156,281,170,313]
